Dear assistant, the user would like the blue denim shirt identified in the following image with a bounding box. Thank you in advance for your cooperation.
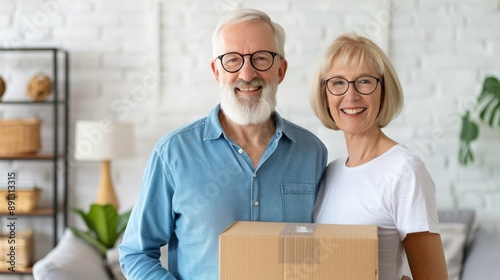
[119,105,327,280]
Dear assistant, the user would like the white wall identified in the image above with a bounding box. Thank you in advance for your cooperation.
[0,0,499,278]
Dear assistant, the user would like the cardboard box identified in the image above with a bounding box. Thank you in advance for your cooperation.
[220,221,378,280]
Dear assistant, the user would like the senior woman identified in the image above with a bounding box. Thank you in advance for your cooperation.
[310,33,448,280]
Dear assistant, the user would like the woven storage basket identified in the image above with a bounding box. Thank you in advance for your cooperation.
[0,119,41,156]
[0,187,41,213]
[0,229,34,269]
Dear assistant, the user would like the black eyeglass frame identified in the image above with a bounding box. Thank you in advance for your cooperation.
[323,75,384,96]
[215,50,282,73]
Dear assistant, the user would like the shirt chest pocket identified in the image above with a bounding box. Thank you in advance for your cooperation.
[280,183,315,223]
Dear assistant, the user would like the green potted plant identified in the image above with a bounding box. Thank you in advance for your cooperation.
[459,76,500,165]
[70,204,131,258]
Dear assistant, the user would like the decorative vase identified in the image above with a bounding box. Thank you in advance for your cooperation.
[26,74,52,101]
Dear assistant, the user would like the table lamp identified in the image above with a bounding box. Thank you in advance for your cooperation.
[74,120,135,210]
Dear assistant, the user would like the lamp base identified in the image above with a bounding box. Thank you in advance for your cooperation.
[95,160,119,209]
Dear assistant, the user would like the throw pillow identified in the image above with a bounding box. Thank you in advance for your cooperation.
[32,229,110,280]
[439,223,468,280]
[437,209,475,242]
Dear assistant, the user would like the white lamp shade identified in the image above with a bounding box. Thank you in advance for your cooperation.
[74,120,136,161]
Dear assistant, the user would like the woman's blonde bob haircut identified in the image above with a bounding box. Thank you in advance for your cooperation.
[310,33,403,130]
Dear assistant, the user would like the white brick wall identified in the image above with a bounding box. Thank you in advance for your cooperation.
[1,0,500,278]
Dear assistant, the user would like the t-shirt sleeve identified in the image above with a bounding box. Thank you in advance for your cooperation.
[392,156,440,241]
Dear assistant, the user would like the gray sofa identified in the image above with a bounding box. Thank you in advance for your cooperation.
[431,209,500,280]
[32,209,500,280]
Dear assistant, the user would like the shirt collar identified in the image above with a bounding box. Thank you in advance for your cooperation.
[203,104,296,142]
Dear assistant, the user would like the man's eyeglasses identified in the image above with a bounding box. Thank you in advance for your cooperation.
[216,50,282,73]
[323,75,383,96]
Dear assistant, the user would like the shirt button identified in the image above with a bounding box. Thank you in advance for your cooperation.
[238,148,243,154]
[253,173,257,178]
[254,201,259,206]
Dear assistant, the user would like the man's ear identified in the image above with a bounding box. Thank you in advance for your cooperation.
[277,58,288,84]
[211,60,220,83]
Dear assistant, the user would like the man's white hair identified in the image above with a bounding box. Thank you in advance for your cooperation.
[211,8,286,59]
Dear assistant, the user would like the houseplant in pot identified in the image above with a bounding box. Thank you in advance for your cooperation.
[459,76,500,165]
[70,203,131,258]
[70,204,131,279]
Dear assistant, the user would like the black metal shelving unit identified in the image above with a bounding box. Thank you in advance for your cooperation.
[0,47,69,274]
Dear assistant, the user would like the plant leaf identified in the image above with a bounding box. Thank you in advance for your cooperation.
[459,141,474,165]
[87,204,119,249]
[487,101,500,127]
[459,111,479,142]
[71,204,132,254]
[116,208,132,236]
[72,208,96,233]
[458,111,479,165]
[478,76,500,127]
[69,227,108,256]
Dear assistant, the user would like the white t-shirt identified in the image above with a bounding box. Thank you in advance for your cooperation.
[313,144,440,280]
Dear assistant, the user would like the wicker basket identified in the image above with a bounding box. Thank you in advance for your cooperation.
[0,229,34,269]
[0,187,41,212]
[0,119,41,156]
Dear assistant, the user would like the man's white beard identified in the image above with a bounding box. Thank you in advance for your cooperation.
[220,78,277,125]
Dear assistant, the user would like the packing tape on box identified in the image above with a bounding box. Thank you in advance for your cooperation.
[279,223,319,264]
